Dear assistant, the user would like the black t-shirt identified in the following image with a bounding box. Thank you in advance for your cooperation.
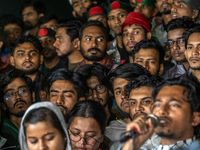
[118,46,129,64]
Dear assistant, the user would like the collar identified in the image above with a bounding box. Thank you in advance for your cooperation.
[161,21,167,32]
[33,72,41,82]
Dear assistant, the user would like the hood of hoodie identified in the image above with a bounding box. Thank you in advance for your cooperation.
[18,101,72,150]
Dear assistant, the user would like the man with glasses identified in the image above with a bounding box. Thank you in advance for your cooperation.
[76,64,115,124]
[163,17,194,79]
[0,69,35,150]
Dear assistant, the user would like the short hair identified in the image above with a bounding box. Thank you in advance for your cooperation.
[57,20,82,42]
[166,16,194,33]
[132,39,165,65]
[68,100,107,134]
[46,68,87,99]
[23,107,65,137]
[184,24,200,49]
[126,75,163,97]
[0,69,33,103]
[38,14,58,28]
[76,63,110,87]
[79,20,109,41]
[9,35,43,55]
[0,14,24,32]
[108,63,150,93]
[152,75,200,138]
[20,0,46,15]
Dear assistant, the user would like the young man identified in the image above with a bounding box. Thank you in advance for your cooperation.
[184,24,200,82]
[107,1,131,65]
[53,20,84,70]
[0,69,35,150]
[74,20,113,71]
[122,12,152,63]
[38,14,58,31]
[21,0,45,36]
[132,39,165,75]
[45,68,86,121]
[164,17,194,79]
[10,35,43,102]
[36,28,65,74]
[121,75,200,150]
[106,63,150,142]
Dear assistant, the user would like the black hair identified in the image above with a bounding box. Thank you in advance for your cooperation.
[166,16,194,32]
[79,20,109,41]
[68,100,107,134]
[184,24,200,49]
[132,39,165,65]
[0,69,33,103]
[0,14,24,32]
[38,14,58,28]
[108,63,150,93]
[23,107,65,137]
[57,20,82,42]
[126,75,163,97]
[20,0,46,15]
[46,68,86,99]
[9,35,43,55]
[152,75,200,138]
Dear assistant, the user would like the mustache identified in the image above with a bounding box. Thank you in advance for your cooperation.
[23,61,33,65]
[133,111,148,118]
[114,24,121,29]
[13,99,27,108]
[87,48,101,53]
[57,105,68,110]
[126,41,137,46]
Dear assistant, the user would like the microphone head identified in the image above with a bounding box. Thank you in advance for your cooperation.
[147,114,159,128]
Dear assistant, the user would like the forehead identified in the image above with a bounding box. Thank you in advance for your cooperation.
[39,36,55,41]
[168,28,185,39]
[4,23,22,31]
[82,26,105,37]
[56,27,67,36]
[123,24,144,32]
[22,6,37,14]
[88,15,106,21]
[135,48,159,59]
[87,76,102,87]
[188,33,200,44]
[50,80,76,91]
[108,8,127,17]
[14,42,38,52]
[4,78,27,92]
[113,78,129,88]
[41,19,57,27]
[130,86,153,98]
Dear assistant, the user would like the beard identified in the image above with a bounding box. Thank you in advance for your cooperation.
[162,10,171,15]
[22,68,39,75]
[24,21,37,30]
[42,48,57,61]
[80,47,107,62]
[75,12,87,24]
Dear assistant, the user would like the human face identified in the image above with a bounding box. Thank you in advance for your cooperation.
[153,85,196,142]
[72,0,92,17]
[39,36,57,61]
[167,28,186,63]
[40,19,58,31]
[113,78,129,113]
[122,24,147,53]
[156,0,173,14]
[4,24,23,46]
[129,86,154,121]
[171,0,194,20]
[88,15,108,29]
[69,117,103,150]
[22,6,40,30]
[26,121,66,150]
[3,78,33,117]
[185,33,200,70]
[108,9,128,35]
[134,4,155,21]
[86,76,108,107]
[49,80,78,116]
[80,26,107,62]
[129,0,136,9]
[10,42,43,75]
[134,48,162,75]
[53,27,72,56]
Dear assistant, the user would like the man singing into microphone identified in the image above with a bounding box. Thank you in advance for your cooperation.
[121,75,200,150]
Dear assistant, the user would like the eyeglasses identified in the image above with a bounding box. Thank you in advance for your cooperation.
[69,130,102,146]
[166,38,185,49]
[4,86,30,102]
[87,84,106,96]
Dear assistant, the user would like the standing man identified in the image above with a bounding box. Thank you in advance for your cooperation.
[74,21,113,71]
[107,1,131,65]
[21,0,45,36]
[10,35,43,102]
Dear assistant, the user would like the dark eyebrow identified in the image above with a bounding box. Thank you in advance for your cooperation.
[55,36,62,39]
[132,28,142,30]
[50,89,74,93]
[114,87,121,91]
[129,98,136,101]
[50,89,59,93]
[27,132,55,139]
[73,1,79,5]
[85,35,93,38]
[4,85,28,94]
[142,97,153,100]
[16,50,38,53]
[177,1,187,5]
[154,98,182,103]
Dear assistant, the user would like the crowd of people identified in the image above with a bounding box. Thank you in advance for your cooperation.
[0,0,200,149]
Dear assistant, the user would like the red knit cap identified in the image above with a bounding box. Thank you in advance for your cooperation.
[121,12,150,32]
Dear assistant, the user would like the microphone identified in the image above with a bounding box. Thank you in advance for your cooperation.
[120,114,159,143]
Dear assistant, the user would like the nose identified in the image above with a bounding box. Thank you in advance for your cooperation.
[192,47,199,56]
[42,41,47,48]
[38,140,46,150]
[157,104,169,116]
[91,39,97,48]
[127,32,134,41]
[53,40,58,48]
[173,41,179,50]
[135,103,144,112]
[115,16,120,24]
[92,89,99,99]
[56,94,64,105]
[134,6,142,14]
[171,3,177,12]
[142,61,149,71]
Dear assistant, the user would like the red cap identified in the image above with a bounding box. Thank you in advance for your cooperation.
[121,12,150,32]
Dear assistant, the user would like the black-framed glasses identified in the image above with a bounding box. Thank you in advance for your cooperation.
[166,37,185,49]
[69,130,102,146]
[87,84,106,96]
[4,86,30,102]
